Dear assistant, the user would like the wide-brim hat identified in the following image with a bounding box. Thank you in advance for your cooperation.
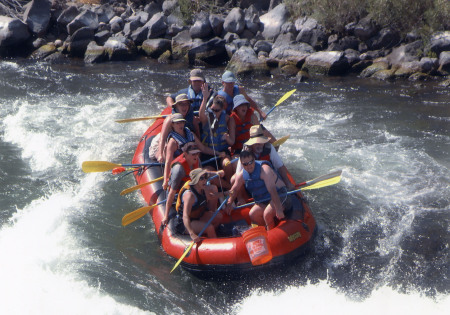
[173,93,193,107]
[244,125,270,146]
[189,69,205,81]
[189,168,207,185]
[232,94,249,110]
[171,113,186,123]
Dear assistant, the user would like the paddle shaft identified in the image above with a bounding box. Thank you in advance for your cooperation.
[170,197,229,273]
[260,89,296,122]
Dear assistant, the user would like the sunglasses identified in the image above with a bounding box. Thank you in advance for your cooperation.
[199,175,208,181]
[210,108,221,113]
[242,159,254,166]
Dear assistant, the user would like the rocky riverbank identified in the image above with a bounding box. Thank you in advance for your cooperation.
[1,0,449,85]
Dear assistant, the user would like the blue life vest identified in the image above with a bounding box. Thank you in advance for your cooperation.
[201,110,228,152]
[187,85,204,112]
[243,160,283,203]
[167,127,195,158]
[218,85,240,115]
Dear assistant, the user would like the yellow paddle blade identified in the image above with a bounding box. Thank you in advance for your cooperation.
[273,135,290,147]
[275,89,296,107]
[82,161,122,173]
[121,205,156,226]
[120,176,164,195]
[115,115,162,123]
[171,241,195,273]
[301,174,342,191]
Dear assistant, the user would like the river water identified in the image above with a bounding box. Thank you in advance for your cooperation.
[0,59,448,314]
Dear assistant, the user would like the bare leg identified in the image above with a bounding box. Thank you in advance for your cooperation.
[249,204,265,226]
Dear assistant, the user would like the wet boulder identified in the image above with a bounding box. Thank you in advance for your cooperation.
[359,60,389,78]
[302,51,350,76]
[66,26,95,57]
[29,42,56,60]
[328,36,359,51]
[104,36,137,61]
[93,5,116,24]
[141,38,171,58]
[84,41,106,63]
[386,41,423,66]
[171,29,193,60]
[188,37,228,65]
[226,45,270,75]
[0,16,30,56]
[67,10,99,36]
[23,0,51,36]
[224,8,245,35]
[260,3,289,40]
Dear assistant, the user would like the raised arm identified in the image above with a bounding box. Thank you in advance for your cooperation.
[199,83,211,125]
[239,86,267,120]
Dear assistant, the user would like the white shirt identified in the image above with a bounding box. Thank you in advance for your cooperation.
[236,143,284,173]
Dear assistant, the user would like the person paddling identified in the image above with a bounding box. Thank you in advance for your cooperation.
[175,168,222,242]
[237,125,294,190]
[227,150,292,230]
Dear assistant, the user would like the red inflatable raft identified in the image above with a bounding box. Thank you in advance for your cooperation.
[131,107,317,279]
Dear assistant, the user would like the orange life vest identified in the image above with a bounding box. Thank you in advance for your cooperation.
[231,107,254,152]
[169,154,200,190]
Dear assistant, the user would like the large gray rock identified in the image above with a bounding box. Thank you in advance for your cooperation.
[141,38,171,58]
[57,6,80,31]
[93,5,116,24]
[353,16,378,41]
[359,61,389,78]
[328,36,359,51]
[104,36,137,61]
[171,29,192,60]
[146,12,167,39]
[223,8,245,35]
[226,45,270,75]
[438,51,450,74]
[302,51,350,76]
[430,31,450,55]
[209,14,224,37]
[190,13,212,39]
[260,4,289,40]
[23,0,51,36]
[188,37,228,65]
[270,42,314,64]
[0,16,30,51]
[66,26,94,57]
[367,27,400,50]
[29,43,56,59]
[84,40,106,63]
[387,41,423,66]
[245,10,261,35]
[67,10,99,35]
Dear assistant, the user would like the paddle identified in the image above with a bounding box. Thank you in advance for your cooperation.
[234,170,342,210]
[81,161,162,173]
[170,196,229,273]
[115,111,199,123]
[121,197,173,226]
[120,176,164,195]
[119,156,218,195]
[273,134,290,148]
[261,89,296,122]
